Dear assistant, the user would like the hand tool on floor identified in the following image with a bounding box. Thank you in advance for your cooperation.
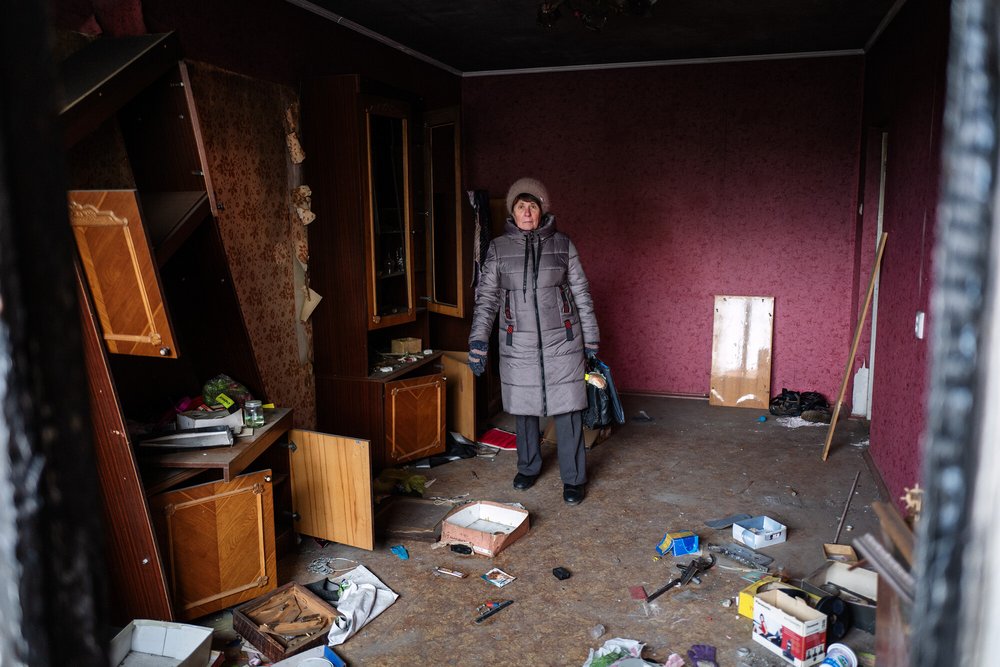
[474,599,514,623]
[645,554,716,602]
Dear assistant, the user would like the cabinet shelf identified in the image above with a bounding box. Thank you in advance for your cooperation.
[377,270,406,279]
[58,32,179,148]
[144,191,212,266]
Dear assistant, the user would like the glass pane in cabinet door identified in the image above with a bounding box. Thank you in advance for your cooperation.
[368,113,411,319]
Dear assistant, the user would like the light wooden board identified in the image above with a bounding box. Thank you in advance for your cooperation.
[710,295,774,409]
[442,351,475,442]
[288,429,374,550]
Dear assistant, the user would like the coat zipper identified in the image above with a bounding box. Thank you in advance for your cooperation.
[529,233,548,416]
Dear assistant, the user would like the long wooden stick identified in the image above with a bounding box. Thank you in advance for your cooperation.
[822,232,888,460]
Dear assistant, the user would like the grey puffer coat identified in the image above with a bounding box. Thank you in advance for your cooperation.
[469,214,600,416]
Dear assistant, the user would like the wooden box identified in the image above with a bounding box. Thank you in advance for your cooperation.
[232,583,339,662]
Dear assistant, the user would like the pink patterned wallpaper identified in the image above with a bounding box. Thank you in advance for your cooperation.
[464,57,865,402]
[188,63,317,429]
[862,0,948,503]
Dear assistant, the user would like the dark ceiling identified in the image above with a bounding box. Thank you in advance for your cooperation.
[290,0,902,74]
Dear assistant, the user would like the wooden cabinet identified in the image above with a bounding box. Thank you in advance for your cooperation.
[61,33,274,624]
[303,75,446,470]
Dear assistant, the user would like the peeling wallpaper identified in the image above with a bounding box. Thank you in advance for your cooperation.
[188,63,317,429]
[464,57,865,402]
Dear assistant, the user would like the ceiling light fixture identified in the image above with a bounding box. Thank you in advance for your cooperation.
[538,0,657,31]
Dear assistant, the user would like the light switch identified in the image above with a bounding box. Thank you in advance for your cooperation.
[915,311,925,339]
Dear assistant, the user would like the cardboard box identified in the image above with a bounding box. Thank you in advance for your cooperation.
[801,560,878,633]
[232,583,339,662]
[655,530,699,557]
[110,619,213,667]
[391,337,422,354]
[823,543,859,563]
[439,501,530,557]
[734,515,787,548]
[752,589,827,666]
[738,575,783,619]
[542,420,610,449]
[738,578,819,619]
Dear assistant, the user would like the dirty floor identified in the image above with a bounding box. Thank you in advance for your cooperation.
[210,395,882,666]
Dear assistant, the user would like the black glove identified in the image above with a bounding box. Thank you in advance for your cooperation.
[584,344,599,360]
[468,340,487,376]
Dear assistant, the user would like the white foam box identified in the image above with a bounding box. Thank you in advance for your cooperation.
[439,501,530,557]
[110,619,213,667]
[752,589,827,666]
[733,515,787,548]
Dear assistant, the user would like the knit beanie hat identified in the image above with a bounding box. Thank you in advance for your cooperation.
[506,177,551,215]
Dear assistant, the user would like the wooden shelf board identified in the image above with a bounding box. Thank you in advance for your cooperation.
[143,191,211,265]
[139,408,293,482]
[58,33,179,147]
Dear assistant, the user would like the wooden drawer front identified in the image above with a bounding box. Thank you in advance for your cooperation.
[384,373,446,466]
[149,469,277,620]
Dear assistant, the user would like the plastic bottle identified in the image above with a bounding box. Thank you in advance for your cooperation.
[820,643,858,667]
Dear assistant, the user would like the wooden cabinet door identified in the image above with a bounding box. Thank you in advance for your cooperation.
[148,469,277,621]
[68,190,179,358]
[442,351,476,442]
[288,429,374,550]
[362,96,416,330]
[384,373,446,466]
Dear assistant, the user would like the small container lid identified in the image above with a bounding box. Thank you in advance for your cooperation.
[244,399,262,407]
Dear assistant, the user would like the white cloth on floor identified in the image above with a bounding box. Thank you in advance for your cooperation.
[582,638,660,666]
[325,564,398,646]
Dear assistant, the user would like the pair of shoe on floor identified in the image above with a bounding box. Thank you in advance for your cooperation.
[512,472,585,504]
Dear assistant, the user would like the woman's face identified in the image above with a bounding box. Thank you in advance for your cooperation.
[512,198,542,231]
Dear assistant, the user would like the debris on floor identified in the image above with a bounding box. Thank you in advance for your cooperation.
[481,567,516,587]
[656,530,700,556]
[324,564,398,646]
[474,599,514,623]
[632,410,654,422]
[583,638,659,667]
[775,416,826,429]
[432,566,466,578]
[688,643,719,667]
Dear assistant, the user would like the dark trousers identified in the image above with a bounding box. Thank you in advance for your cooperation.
[515,411,586,485]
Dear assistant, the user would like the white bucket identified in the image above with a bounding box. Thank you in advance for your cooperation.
[821,643,858,667]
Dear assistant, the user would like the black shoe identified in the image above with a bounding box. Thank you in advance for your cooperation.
[563,483,586,505]
[513,473,538,490]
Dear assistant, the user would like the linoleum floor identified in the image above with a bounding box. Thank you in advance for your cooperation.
[238,396,882,666]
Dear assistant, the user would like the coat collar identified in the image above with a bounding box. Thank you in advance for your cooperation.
[505,213,557,240]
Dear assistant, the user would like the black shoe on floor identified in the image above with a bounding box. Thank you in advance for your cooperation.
[563,483,586,505]
[513,473,538,490]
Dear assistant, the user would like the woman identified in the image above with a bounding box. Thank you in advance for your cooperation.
[468,177,600,505]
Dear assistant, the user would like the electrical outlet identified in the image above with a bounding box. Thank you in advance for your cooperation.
[915,311,925,339]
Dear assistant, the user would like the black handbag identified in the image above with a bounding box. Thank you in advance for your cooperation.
[583,355,625,429]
